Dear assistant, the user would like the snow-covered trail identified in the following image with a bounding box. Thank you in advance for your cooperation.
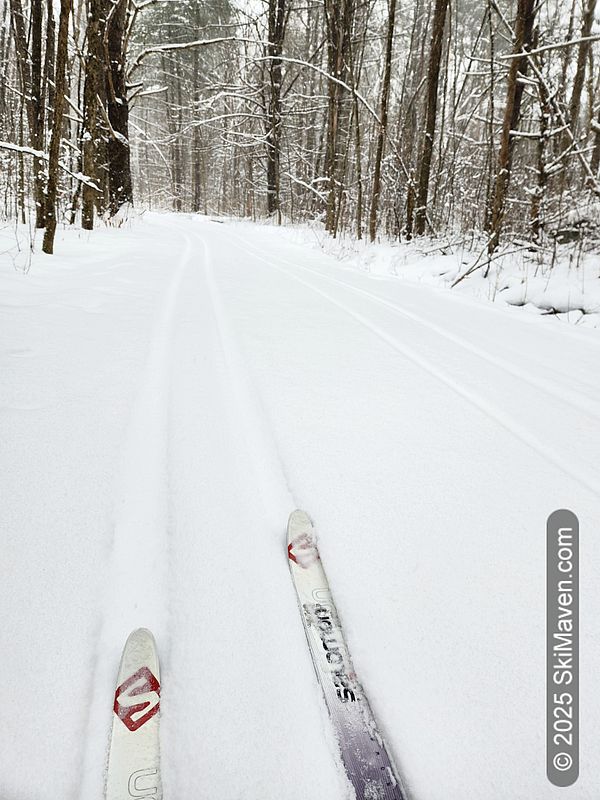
[0,213,599,800]
[160,220,343,799]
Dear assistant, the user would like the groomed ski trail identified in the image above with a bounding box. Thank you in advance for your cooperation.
[77,218,354,800]
[164,214,600,800]
[2,212,599,800]
[158,220,353,800]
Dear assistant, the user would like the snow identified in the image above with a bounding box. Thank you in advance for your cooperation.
[275,221,600,326]
[1,212,599,800]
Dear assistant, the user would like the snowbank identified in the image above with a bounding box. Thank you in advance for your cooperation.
[232,218,600,328]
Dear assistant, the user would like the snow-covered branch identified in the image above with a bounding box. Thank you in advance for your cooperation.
[0,141,100,189]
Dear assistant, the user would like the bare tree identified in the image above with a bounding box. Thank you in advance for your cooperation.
[487,0,536,254]
[413,0,449,236]
[106,0,133,215]
[368,0,396,242]
[567,0,597,140]
[9,0,47,227]
[323,0,355,235]
[42,0,72,253]
[265,0,287,219]
[81,0,108,229]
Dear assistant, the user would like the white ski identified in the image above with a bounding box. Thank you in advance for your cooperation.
[287,510,408,800]
[105,628,162,800]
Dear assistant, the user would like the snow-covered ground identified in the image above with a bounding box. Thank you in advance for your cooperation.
[1,212,599,800]
[277,221,600,327]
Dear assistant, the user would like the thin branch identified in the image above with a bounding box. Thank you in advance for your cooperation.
[498,33,600,60]
[0,140,100,189]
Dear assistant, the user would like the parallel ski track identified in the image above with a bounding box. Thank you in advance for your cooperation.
[227,230,600,421]
[190,224,414,799]
[223,228,600,501]
[79,228,190,800]
[193,226,295,523]
[184,224,378,797]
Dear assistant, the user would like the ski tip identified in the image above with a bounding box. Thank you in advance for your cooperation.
[287,509,312,539]
[114,628,161,729]
[287,508,312,528]
[124,627,157,649]
[119,628,160,679]
[287,510,320,568]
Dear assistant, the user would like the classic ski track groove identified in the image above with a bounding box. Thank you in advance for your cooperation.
[79,230,190,800]
[194,227,295,521]
[228,231,600,420]
[297,261,600,418]
[224,229,600,500]
[188,226,369,793]
[190,223,427,799]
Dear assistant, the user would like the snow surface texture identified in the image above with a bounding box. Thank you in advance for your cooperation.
[276,222,600,327]
[1,213,599,800]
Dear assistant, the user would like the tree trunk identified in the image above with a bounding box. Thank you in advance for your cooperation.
[81,0,107,229]
[558,0,597,194]
[324,0,354,235]
[265,0,286,219]
[530,63,551,243]
[348,23,365,240]
[192,16,202,214]
[591,105,600,177]
[487,0,536,254]
[30,0,46,227]
[368,0,397,242]
[413,0,449,236]
[43,0,55,137]
[170,59,184,212]
[106,0,133,216]
[567,0,597,138]
[42,0,71,254]
[9,0,47,227]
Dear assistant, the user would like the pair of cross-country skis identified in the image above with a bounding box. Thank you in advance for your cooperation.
[106,511,409,800]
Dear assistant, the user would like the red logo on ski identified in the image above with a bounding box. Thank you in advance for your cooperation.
[114,666,160,732]
[288,534,319,568]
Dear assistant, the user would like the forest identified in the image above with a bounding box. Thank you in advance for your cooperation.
[0,0,599,263]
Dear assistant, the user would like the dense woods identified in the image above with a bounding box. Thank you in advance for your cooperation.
[1,0,599,257]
